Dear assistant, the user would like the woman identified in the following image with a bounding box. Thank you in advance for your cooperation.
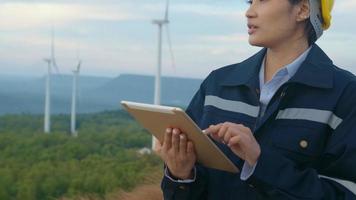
[157,0,356,199]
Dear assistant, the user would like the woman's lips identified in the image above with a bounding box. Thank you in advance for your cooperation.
[248,24,258,35]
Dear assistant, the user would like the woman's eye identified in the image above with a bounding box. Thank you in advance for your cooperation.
[246,0,253,5]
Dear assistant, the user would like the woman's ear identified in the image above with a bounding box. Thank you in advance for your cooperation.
[296,0,310,22]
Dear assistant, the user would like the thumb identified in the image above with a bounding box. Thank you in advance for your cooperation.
[153,139,162,153]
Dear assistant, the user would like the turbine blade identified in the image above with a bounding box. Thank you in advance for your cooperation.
[52,59,60,74]
[165,25,176,69]
[164,0,170,21]
[76,43,81,61]
[51,26,60,74]
[77,61,82,72]
[51,26,55,57]
[51,27,55,63]
[43,58,51,64]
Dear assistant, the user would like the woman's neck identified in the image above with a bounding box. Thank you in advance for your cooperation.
[264,40,309,83]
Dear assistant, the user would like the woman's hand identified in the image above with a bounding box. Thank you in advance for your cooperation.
[205,122,261,166]
[155,128,196,179]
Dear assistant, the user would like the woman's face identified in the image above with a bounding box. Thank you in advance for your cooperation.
[246,0,305,48]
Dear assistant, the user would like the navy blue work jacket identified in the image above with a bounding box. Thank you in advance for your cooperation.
[161,45,356,199]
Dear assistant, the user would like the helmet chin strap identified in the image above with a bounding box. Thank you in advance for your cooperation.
[309,0,324,40]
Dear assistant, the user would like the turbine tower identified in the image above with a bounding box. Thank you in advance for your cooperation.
[44,58,52,133]
[43,27,60,134]
[152,0,175,150]
[71,61,81,137]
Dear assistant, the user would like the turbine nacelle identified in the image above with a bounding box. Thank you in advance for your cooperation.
[152,19,169,25]
[73,61,82,74]
[43,58,51,64]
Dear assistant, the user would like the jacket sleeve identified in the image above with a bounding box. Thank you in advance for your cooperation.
[161,164,208,200]
[246,83,356,199]
[161,77,210,200]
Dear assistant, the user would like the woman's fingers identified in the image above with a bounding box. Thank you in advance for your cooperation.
[164,128,191,157]
[205,124,221,134]
[217,123,229,140]
[160,127,197,179]
[187,141,194,155]
[162,128,172,151]
[172,128,181,153]
[228,135,242,146]
[205,123,251,144]
[234,124,250,135]
[179,134,187,156]
[223,130,232,144]
[203,122,260,166]
[209,131,220,141]
[205,124,222,141]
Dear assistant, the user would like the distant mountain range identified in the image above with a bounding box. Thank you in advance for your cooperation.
[0,74,202,115]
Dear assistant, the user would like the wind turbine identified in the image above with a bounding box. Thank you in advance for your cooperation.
[43,27,60,134]
[70,60,81,137]
[152,0,176,150]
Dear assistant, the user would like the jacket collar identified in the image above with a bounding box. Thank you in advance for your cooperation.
[288,44,334,89]
[220,44,334,89]
[220,48,265,89]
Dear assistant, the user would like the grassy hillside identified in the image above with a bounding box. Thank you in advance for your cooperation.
[0,111,164,200]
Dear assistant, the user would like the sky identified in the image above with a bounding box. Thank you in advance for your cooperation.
[0,0,356,79]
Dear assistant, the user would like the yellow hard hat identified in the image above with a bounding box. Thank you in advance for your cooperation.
[320,0,334,30]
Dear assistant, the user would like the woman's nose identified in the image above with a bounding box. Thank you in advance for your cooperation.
[245,4,257,19]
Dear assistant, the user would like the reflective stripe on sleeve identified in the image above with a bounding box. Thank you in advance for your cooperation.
[204,95,260,118]
[276,108,342,130]
[319,175,356,195]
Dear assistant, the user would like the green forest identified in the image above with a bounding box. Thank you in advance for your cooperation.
[0,111,163,200]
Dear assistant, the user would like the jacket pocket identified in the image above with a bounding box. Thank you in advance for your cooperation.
[271,124,327,160]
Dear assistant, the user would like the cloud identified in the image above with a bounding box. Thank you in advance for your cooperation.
[0,2,146,31]
[334,1,356,13]
[0,0,355,79]
[199,33,248,43]
[173,3,245,20]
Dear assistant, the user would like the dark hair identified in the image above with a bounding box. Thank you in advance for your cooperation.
[288,0,317,45]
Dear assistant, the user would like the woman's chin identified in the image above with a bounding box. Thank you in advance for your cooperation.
[248,38,265,47]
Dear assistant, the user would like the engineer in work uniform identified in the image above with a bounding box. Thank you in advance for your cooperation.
[157,0,356,199]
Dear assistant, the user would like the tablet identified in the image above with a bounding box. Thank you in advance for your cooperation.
[121,100,239,173]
